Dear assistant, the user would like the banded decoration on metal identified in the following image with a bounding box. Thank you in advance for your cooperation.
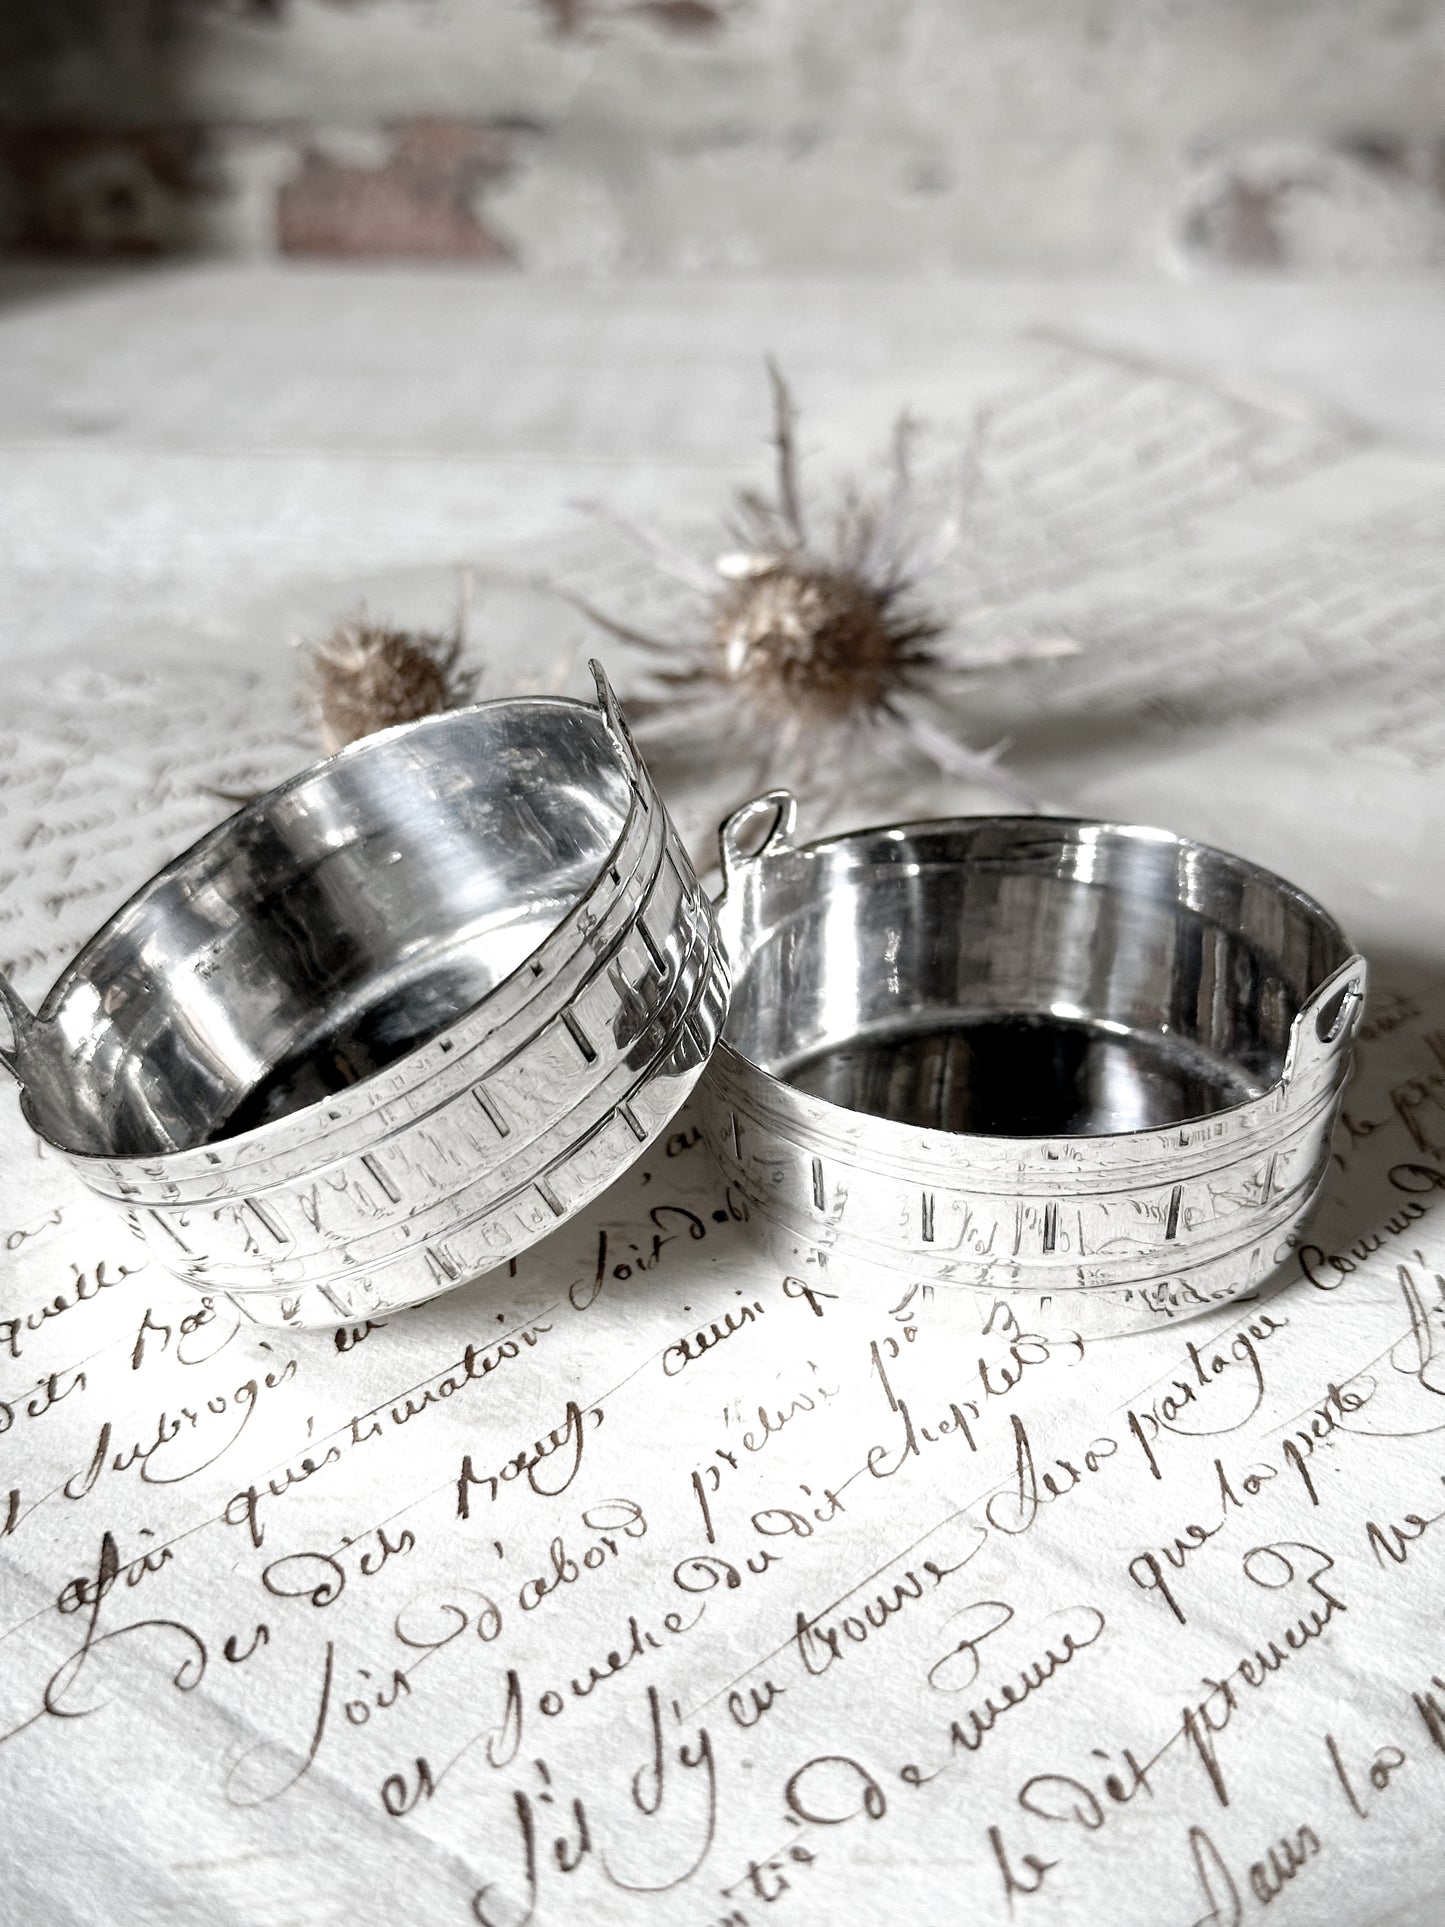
[698,794,1364,1339]
[0,665,727,1325]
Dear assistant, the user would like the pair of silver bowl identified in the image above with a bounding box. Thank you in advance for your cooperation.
[0,666,1363,1335]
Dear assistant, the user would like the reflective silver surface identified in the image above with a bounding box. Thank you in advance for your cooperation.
[0,665,726,1325]
[701,794,1365,1337]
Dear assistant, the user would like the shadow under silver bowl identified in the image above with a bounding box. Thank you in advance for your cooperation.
[700,793,1364,1337]
[0,665,726,1326]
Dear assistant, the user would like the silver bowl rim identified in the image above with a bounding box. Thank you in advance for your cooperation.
[13,674,647,1165]
[711,796,1364,1150]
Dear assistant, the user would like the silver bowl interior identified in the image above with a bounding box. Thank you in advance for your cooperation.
[722,817,1353,1139]
[28,700,634,1160]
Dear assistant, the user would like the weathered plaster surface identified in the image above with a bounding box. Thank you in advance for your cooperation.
[1,1,1443,268]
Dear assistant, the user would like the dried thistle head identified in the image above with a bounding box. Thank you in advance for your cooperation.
[711,556,939,724]
[300,618,479,754]
[569,360,1077,806]
[705,365,947,732]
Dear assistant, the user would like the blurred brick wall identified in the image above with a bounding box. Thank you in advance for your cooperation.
[2,0,1443,271]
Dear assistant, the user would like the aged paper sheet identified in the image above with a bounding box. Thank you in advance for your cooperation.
[5,331,1445,1927]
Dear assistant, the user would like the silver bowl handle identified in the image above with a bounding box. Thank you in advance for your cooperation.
[1282,955,1368,1090]
[0,971,37,1089]
[590,658,641,769]
[718,789,798,900]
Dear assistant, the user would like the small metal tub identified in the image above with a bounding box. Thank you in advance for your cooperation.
[0,667,726,1326]
[700,794,1364,1337]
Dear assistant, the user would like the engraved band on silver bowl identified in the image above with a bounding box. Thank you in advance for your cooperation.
[0,665,728,1326]
[698,793,1365,1340]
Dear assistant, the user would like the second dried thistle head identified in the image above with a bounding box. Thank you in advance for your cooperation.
[299,618,479,755]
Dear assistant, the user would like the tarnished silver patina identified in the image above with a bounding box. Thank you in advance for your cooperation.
[700,794,1364,1337]
[0,666,726,1326]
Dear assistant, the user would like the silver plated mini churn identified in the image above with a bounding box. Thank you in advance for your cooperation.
[0,666,727,1326]
[699,793,1365,1337]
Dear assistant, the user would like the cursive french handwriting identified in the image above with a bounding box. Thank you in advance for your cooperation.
[5,951,1445,1926]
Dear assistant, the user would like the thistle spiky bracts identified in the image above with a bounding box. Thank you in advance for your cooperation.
[299,614,478,755]
[566,361,1078,804]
